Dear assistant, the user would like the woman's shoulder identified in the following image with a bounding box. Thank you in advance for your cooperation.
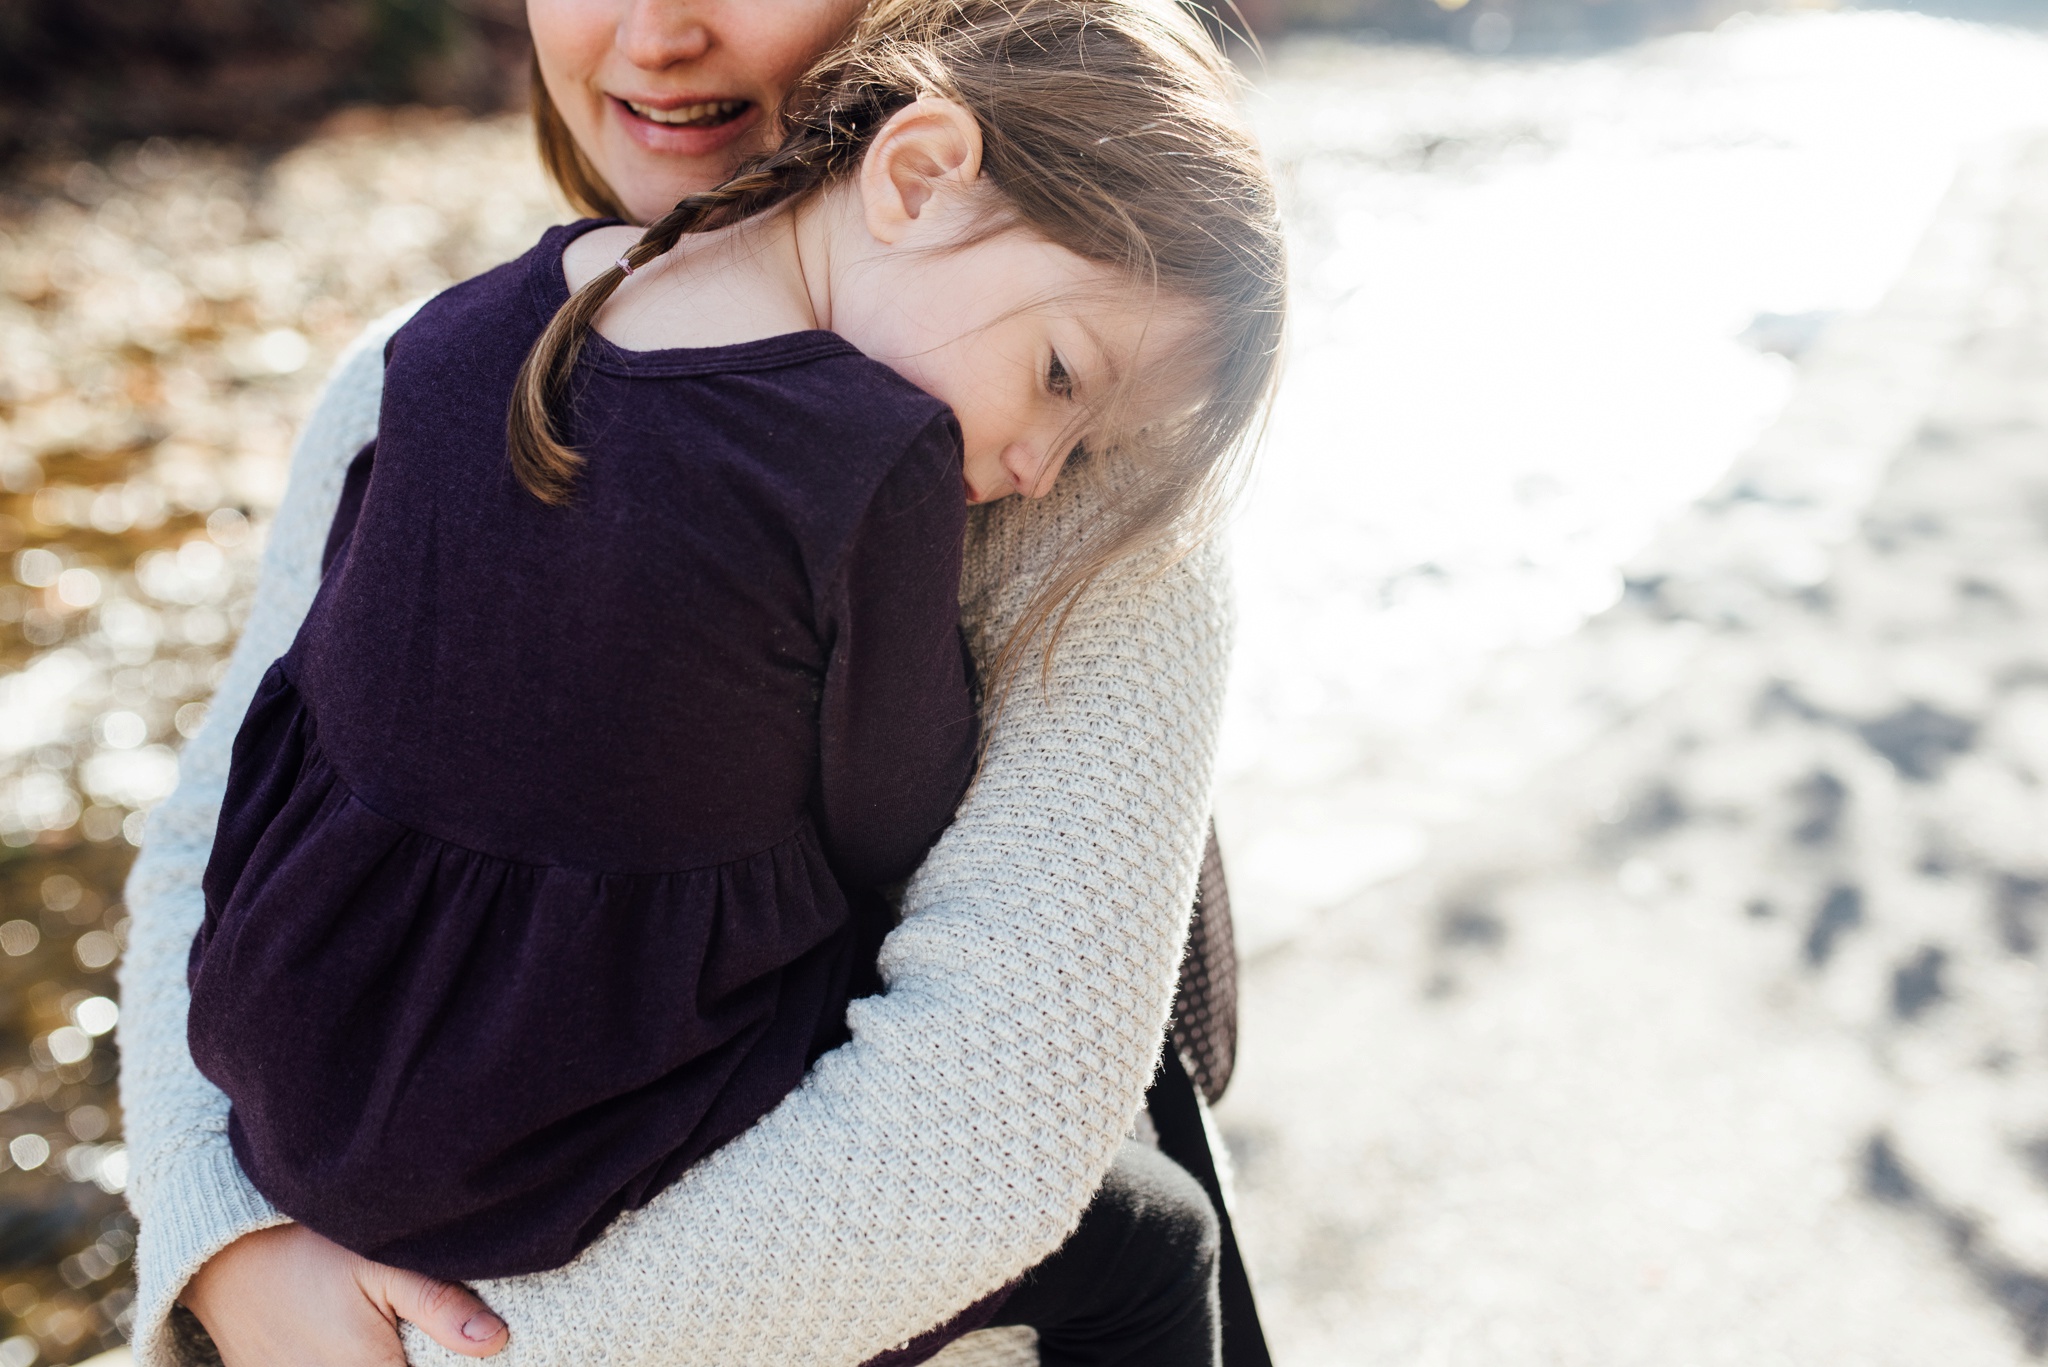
[962,455,1229,627]
[291,301,423,465]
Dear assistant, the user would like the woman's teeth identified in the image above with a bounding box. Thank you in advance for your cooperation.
[623,99,748,127]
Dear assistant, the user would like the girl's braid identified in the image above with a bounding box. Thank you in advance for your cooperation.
[508,87,900,505]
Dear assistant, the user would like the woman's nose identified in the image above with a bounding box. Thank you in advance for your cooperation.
[617,0,714,68]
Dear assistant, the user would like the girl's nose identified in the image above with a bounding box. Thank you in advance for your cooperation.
[618,0,714,68]
[1000,441,1068,501]
[995,444,1048,502]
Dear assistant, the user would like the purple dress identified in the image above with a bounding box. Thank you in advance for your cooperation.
[187,220,979,1282]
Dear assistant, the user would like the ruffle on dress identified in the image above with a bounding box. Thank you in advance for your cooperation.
[189,659,858,1279]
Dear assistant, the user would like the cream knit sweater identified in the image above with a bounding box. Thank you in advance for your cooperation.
[117,305,1229,1367]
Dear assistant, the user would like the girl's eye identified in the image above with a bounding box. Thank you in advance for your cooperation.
[1046,352,1075,402]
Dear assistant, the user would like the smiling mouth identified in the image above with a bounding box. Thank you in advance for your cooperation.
[620,99,752,128]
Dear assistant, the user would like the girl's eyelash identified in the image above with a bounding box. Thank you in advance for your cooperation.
[1046,352,1075,401]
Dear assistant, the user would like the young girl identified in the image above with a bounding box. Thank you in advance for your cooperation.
[183,0,1283,1361]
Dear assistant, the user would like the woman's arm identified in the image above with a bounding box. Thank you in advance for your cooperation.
[118,304,421,1366]
[402,463,1230,1367]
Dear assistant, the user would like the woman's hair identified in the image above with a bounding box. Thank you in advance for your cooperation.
[532,51,628,222]
[513,0,1286,683]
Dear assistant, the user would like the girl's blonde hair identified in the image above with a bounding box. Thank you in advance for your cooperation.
[513,0,1286,683]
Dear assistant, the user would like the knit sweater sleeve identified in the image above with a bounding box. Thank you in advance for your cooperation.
[118,304,421,1367]
[400,463,1230,1367]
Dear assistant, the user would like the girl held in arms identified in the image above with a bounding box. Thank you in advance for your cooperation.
[174,1,1282,1363]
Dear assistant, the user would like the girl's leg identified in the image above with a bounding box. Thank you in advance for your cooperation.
[988,1141,1221,1367]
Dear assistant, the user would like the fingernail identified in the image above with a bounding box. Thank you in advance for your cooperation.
[462,1311,505,1341]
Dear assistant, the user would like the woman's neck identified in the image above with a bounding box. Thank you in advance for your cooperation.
[570,189,857,352]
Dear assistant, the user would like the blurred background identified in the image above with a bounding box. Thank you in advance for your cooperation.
[4,0,2048,1363]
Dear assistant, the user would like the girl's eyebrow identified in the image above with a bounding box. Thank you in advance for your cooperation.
[1066,317,1124,397]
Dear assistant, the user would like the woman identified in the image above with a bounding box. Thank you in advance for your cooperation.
[116,3,1253,1364]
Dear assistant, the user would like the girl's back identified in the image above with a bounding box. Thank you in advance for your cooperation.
[307,221,970,874]
[188,221,979,1280]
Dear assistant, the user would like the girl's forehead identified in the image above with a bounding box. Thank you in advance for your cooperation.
[990,244,1188,330]
[1062,285,1206,362]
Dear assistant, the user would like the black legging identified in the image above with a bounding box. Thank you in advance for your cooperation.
[986,1045,1275,1367]
[988,1140,1222,1365]
[1144,1044,1273,1367]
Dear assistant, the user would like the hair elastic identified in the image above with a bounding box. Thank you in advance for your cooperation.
[616,255,637,276]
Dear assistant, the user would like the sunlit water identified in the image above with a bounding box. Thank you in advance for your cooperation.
[1219,11,2048,946]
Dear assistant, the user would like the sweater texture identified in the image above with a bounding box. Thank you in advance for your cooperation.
[117,300,1230,1367]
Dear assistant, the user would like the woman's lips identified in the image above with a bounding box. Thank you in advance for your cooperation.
[607,95,762,158]
[623,97,748,126]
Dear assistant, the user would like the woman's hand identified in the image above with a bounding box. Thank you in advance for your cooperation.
[180,1224,509,1366]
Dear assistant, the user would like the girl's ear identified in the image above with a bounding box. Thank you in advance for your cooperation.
[859,97,984,245]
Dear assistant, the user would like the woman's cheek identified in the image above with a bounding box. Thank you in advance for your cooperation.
[528,0,613,137]
[527,0,614,81]
[732,0,868,89]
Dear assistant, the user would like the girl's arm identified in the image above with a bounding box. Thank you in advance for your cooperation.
[400,463,1229,1367]
[812,415,978,891]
